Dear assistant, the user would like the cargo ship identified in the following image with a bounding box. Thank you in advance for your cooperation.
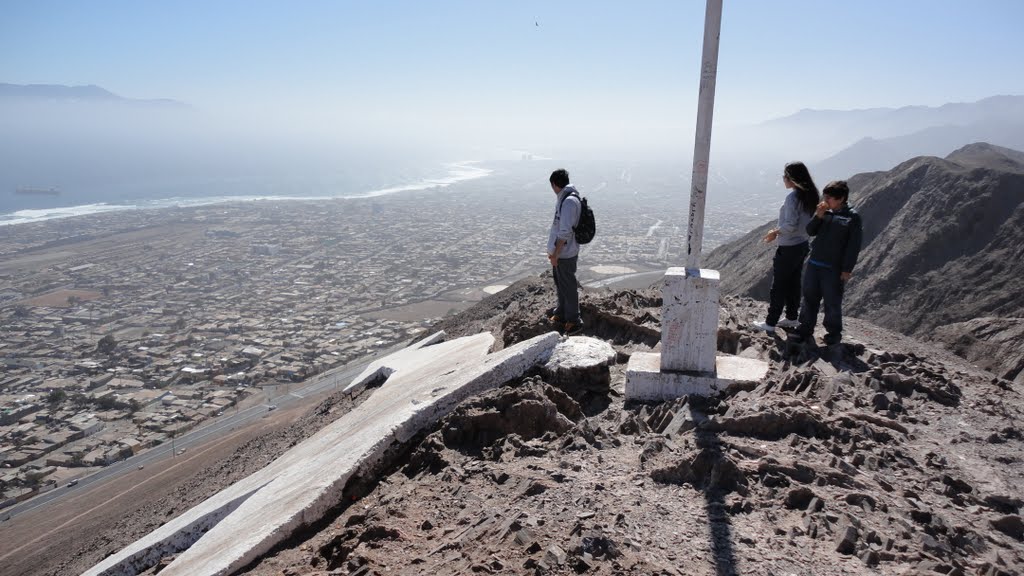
[14,187,60,195]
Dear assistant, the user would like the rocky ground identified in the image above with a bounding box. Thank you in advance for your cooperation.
[239,275,1023,576]
[9,275,1023,576]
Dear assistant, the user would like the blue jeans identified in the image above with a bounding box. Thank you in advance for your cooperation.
[797,263,844,345]
[552,256,580,324]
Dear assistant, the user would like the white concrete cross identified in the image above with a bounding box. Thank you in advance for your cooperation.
[625,0,769,400]
[686,0,723,270]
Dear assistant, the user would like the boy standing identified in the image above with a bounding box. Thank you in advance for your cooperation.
[792,180,863,347]
[547,169,583,335]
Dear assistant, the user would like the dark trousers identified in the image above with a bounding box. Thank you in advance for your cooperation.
[766,242,809,325]
[552,256,581,324]
[797,263,845,345]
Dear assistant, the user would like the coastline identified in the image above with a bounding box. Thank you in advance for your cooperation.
[0,160,492,227]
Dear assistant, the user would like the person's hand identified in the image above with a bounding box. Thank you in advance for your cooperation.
[841,271,851,282]
[763,229,779,243]
[815,201,829,218]
[548,254,558,267]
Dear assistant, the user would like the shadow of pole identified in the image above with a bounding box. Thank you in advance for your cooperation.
[692,404,739,576]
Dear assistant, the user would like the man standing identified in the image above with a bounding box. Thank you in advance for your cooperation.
[547,169,583,335]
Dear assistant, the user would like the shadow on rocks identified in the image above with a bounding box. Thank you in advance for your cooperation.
[778,336,870,373]
[646,400,741,576]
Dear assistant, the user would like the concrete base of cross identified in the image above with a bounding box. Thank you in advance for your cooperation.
[659,267,720,373]
[624,352,769,401]
[624,266,769,401]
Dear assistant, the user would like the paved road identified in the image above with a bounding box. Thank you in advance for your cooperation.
[585,269,665,289]
[1,355,378,522]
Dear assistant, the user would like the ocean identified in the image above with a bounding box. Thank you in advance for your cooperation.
[0,161,492,227]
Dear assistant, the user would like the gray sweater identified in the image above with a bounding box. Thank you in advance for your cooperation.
[547,185,581,259]
[777,190,813,246]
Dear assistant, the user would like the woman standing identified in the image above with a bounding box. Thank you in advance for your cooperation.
[754,161,820,332]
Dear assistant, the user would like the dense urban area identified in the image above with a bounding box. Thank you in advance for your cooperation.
[0,162,765,509]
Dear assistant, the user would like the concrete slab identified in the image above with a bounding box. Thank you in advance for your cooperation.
[346,330,450,394]
[84,331,560,576]
[625,352,769,402]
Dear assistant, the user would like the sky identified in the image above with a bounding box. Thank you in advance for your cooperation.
[2,0,1024,154]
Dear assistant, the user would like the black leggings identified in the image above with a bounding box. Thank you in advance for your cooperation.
[766,242,809,325]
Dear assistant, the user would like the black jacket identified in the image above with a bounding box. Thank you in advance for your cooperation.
[806,204,863,273]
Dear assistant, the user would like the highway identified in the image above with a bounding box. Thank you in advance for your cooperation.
[1,354,378,522]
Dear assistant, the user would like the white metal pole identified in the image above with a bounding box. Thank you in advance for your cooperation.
[686,0,723,270]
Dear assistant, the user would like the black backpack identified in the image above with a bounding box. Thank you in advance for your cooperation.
[560,191,596,244]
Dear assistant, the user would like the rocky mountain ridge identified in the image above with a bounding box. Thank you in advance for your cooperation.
[705,142,1024,380]
[0,82,188,108]
[933,317,1024,384]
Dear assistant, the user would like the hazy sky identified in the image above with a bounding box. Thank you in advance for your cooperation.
[3,0,1024,152]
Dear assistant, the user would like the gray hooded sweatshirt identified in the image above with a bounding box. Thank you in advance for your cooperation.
[777,190,813,246]
[547,185,581,259]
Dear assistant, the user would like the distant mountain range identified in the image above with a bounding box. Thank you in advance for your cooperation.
[723,95,1024,182]
[705,142,1024,380]
[814,119,1024,182]
[763,95,1024,138]
[0,82,189,109]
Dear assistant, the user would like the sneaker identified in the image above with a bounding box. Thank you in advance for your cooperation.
[776,318,800,329]
[752,322,776,333]
[564,322,584,336]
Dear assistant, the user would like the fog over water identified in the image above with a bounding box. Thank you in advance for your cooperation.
[0,88,699,224]
[4,2,1023,231]
[0,94,492,215]
[2,79,1023,241]
[3,85,1024,242]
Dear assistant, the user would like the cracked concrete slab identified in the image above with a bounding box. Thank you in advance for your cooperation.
[84,330,560,576]
[625,352,769,401]
[346,330,450,395]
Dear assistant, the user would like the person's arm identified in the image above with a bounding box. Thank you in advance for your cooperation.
[549,239,565,266]
[555,197,579,242]
[549,196,577,265]
[807,201,828,236]
[841,213,864,281]
[778,194,800,235]
[767,194,801,243]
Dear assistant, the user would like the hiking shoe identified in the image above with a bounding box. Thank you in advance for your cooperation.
[564,322,584,336]
[776,318,800,329]
[549,314,564,325]
[752,322,776,333]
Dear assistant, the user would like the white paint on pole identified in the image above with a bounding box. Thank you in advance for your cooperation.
[686,0,723,269]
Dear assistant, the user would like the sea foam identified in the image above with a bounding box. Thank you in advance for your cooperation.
[0,161,492,227]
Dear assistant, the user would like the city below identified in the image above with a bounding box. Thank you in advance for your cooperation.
[0,165,762,512]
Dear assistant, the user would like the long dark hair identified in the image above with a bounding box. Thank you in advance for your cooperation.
[784,161,819,214]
